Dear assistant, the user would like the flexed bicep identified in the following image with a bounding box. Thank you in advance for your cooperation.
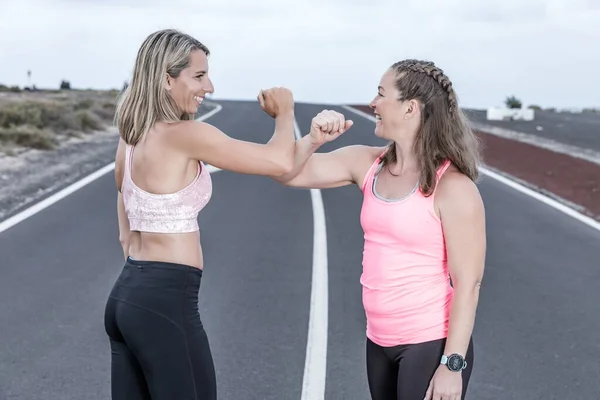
[178,121,294,177]
[174,87,297,177]
[278,145,381,189]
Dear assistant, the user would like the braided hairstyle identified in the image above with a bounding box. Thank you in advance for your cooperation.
[380,59,481,196]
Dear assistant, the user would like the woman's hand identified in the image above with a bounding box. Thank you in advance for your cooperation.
[308,109,353,146]
[424,365,463,400]
[258,87,294,118]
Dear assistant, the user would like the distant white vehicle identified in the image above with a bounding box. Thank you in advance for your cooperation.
[487,107,535,121]
[556,107,583,113]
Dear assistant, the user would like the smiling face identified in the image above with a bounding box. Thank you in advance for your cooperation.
[166,49,214,115]
[368,68,420,141]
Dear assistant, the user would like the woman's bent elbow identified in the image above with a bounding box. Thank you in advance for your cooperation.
[119,236,129,251]
[281,158,294,175]
[271,156,293,176]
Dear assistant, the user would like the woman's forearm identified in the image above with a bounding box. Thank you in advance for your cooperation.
[443,282,481,357]
[274,134,320,183]
[265,111,296,172]
[120,237,130,261]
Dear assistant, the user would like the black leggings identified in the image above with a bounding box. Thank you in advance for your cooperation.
[366,336,474,400]
[104,257,216,400]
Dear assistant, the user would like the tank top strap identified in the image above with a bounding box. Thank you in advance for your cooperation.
[436,158,452,180]
[422,158,452,201]
[360,149,387,193]
[123,144,134,180]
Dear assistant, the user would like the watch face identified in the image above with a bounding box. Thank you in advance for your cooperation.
[447,354,464,371]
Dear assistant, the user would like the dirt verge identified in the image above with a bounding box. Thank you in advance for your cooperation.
[478,132,599,220]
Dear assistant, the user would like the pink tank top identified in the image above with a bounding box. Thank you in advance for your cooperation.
[121,144,212,233]
[359,153,453,347]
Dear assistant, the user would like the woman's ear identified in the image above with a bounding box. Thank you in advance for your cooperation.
[405,99,419,120]
[165,73,172,91]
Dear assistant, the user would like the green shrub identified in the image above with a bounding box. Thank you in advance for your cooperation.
[74,98,94,110]
[504,95,522,109]
[0,90,118,153]
[0,125,58,150]
[75,110,102,132]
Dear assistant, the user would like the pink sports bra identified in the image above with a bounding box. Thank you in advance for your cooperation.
[121,144,212,234]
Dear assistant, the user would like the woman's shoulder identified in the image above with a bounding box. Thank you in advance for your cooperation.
[435,165,484,214]
[343,145,386,172]
[348,145,387,189]
[353,145,387,165]
[368,145,388,158]
[157,120,215,154]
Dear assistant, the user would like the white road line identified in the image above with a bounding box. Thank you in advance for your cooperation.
[478,168,600,231]
[340,105,600,232]
[296,119,329,400]
[0,104,224,234]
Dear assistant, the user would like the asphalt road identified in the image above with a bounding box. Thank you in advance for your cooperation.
[1,100,599,400]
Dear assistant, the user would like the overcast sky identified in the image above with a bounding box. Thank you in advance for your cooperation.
[0,0,598,109]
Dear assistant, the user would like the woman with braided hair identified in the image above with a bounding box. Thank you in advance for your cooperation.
[274,59,485,400]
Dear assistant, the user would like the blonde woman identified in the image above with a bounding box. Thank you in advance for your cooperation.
[103,29,307,400]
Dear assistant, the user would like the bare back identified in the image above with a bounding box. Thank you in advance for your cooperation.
[116,122,210,269]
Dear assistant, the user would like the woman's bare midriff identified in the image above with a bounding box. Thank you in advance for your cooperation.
[127,230,204,270]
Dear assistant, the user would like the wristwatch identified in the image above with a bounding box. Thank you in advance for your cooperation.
[440,354,467,372]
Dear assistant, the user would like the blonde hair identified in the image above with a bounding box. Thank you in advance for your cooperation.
[380,59,482,196]
[115,29,210,145]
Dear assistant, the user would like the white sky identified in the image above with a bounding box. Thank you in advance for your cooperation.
[0,0,598,109]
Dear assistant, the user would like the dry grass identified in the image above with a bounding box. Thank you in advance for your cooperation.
[0,89,119,154]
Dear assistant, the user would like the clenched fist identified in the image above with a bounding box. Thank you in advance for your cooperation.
[257,87,294,118]
[309,109,353,146]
